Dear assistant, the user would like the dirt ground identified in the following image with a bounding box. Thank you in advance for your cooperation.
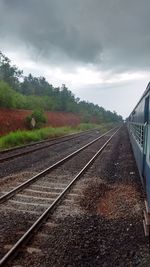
[38,127,150,267]
[7,126,150,267]
[0,108,80,136]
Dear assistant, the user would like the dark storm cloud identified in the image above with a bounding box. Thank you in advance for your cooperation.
[0,0,150,71]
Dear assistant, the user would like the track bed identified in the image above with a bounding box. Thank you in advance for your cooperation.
[0,126,149,266]
[0,129,100,179]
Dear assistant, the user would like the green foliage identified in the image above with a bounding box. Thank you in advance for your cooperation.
[0,51,123,124]
[20,74,54,96]
[76,123,99,131]
[76,122,119,133]
[0,51,22,91]
[26,109,47,129]
[0,126,75,149]
[0,80,15,107]
[0,122,118,150]
[31,109,47,124]
[0,80,123,124]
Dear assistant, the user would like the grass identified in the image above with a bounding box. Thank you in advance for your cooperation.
[0,122,118,150]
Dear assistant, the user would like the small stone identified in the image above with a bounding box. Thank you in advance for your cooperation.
[27,247,42,254]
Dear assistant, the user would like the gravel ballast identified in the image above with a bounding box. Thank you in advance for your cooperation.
[0,130,101,178]
[38,126,149,267]
[2,126,150,267]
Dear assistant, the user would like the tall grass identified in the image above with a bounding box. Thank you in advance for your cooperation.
[0,123,116,150]
[0,126,73,149]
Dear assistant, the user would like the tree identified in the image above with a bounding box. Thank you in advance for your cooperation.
[0,52,123,124]
[0,81,13,107]
[20,74,54,96]
[0,51,22,91]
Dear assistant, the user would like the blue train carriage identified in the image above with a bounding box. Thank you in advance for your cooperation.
[128,82,150,236]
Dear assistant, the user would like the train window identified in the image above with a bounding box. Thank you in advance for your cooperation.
[129,122,144,148]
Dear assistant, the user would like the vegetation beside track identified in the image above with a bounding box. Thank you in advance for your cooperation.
[0,52,123,125]
[0,122,117,150]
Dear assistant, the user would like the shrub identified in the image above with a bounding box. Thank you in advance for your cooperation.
[26,109,47,129]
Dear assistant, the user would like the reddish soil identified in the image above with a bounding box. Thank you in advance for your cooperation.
[0,109,81,136]
[46,111,80,127]
[97,184,141,219]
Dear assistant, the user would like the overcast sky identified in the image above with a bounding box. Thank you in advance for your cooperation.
[0,0,150,118]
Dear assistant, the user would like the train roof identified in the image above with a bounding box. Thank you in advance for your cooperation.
[130,82,150,116]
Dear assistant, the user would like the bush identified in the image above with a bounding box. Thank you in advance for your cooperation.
[0,80,16,108]
[26,109,47,129]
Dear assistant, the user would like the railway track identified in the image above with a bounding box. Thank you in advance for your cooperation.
[0,127,120,266]
[0,129,98,163]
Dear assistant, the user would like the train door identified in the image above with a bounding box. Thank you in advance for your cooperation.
[143,96,149,182]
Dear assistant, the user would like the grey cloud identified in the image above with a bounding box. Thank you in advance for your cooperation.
[0,0,150,71]
[76,78,149,118]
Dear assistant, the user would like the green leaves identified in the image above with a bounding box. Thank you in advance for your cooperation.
[0,51,123,124]
[26,109,47,129]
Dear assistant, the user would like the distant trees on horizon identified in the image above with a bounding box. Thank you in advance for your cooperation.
[0,51,123,123]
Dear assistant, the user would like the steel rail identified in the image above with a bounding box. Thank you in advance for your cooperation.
[0,129,95,155]
[0,127,115,204]
[0,129,97,163]
[0,127,120,267]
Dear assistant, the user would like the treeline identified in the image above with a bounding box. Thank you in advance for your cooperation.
[0,51,122,123]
